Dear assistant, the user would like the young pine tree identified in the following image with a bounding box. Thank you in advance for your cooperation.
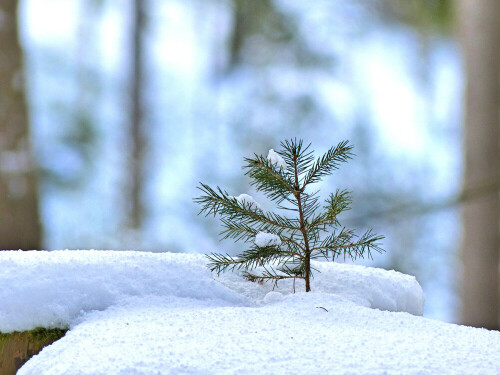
[195,139,384,292]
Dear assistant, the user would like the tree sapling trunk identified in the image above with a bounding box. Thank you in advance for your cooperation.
[195,139,384,292]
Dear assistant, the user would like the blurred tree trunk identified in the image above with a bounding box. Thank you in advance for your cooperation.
[130,0,145,230]
[227,0,285,71]
[0,0,41,250]
[457,0,500,330]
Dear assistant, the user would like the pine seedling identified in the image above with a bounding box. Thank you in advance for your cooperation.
[195,139,384,292]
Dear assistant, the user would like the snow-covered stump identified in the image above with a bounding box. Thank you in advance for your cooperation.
[1,250,500,374]
[0,328,66,375]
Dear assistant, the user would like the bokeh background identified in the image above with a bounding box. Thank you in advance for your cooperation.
[1,0,499,330]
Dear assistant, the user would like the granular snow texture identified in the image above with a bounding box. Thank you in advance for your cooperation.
[19,294,500,375]
[1,250,498,374]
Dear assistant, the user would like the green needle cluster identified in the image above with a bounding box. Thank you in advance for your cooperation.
[195,139,384,292]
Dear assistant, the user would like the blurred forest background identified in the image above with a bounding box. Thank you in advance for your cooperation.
[1,0,499,330]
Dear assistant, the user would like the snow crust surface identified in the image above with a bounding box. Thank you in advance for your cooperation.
[20,294,500,375]
[0,250,498,374]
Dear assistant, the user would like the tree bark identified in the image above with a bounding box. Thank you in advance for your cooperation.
[457,0,500,330]
[130,0,145,230]
[0,0,41,250]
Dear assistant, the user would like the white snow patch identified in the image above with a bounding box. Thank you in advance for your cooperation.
[267,149,286,168]
[263,291,284,304]
[255,231,282,247]
[311,261,425,315]
[232,193,262,211]
[217,261,424,316]
[1,250,498,374]
[0,250,423,334]
[0,250,245,333]
[19,293,500,375]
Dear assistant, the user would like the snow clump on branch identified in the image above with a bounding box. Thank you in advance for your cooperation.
[267,149,286,169]
[255,232,282,247]
[232,194,262,211]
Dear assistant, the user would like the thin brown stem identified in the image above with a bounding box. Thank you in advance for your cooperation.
[293,154,311,292]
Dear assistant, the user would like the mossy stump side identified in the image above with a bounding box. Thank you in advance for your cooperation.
[0,328,67,375]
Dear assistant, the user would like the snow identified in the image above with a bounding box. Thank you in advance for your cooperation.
[254,231,282,247]
[19,295,500,375]
[0,250,244,333]
[267,148,286,168]
[232,193,262,211]
[246,261,425,315]
[0,250,498,374]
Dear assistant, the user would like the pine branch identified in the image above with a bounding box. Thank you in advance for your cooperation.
[243,154,297,202]
[244,259,315,289]
[207,247,299,276]
[301,140,353,188]
[342,230,384,261]
[278,262,306,278]
[196,138,385,292]
[300,190,321,219]
[311,228,384,262]
[280,139,315,177]
[219,219,259,243]
[310,227,354,253]
[220,220,306,252]
[307,189,352,231]
[244,265,301,289]
[195,183,300,232]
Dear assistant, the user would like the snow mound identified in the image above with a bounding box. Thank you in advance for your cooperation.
[312,261,424,315]
[0,250,245,333]
[218,261,424,315]
[263,291,284,304]
[0,250,423,334]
